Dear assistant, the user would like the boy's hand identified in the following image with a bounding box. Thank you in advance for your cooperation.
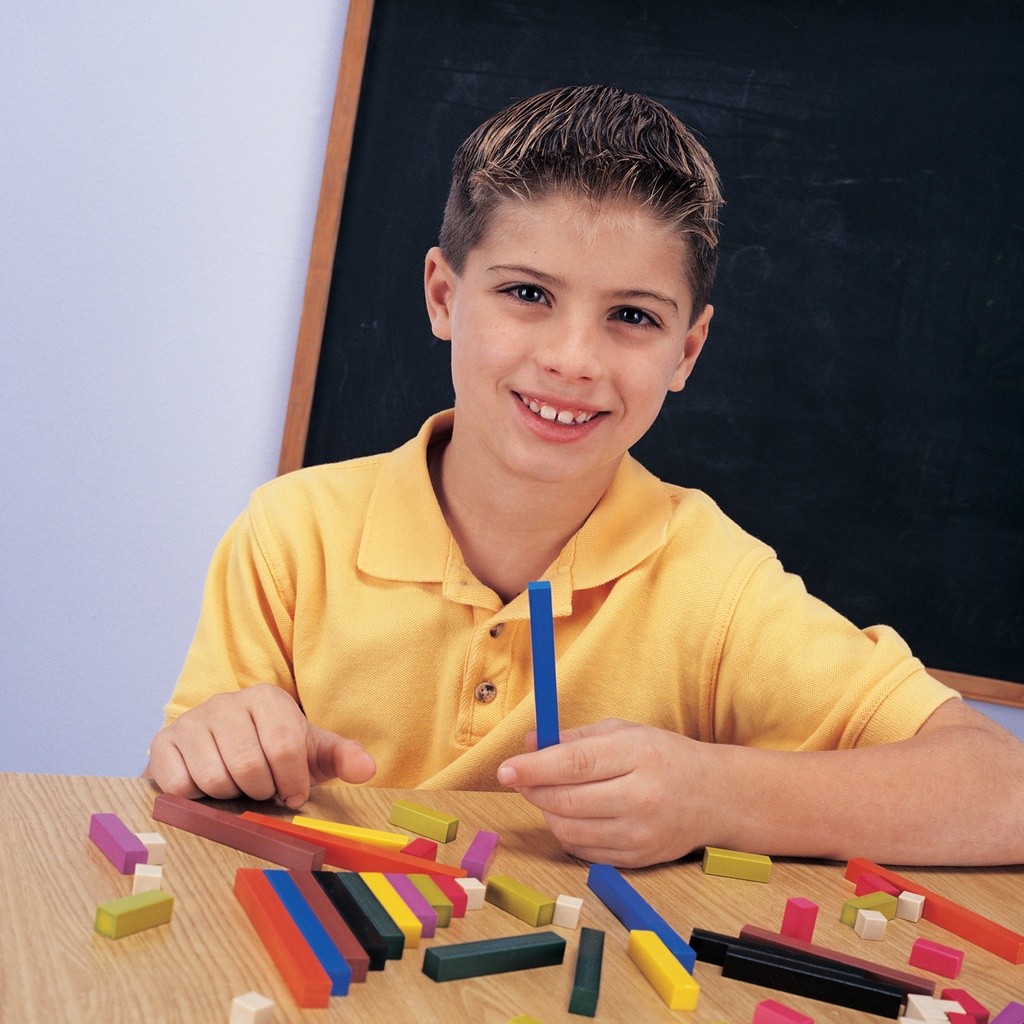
[145,683,376,809]
[496,719,711,868]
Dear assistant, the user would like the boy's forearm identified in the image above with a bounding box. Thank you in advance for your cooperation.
[702,702,1024,866]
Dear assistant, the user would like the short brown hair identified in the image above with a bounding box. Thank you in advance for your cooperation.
[439,85,723,321]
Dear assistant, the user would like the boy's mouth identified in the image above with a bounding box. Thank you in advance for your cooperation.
[516,392,601,425]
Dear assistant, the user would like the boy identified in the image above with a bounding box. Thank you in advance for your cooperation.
[146,86,1024,868]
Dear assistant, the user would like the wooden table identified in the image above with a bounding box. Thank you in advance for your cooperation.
[1,774,1021,1024]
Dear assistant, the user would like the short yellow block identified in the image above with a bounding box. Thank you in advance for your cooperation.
[292,816,409,850]
[627,930,700,1010]
[485,874,555,926]
[95,889,174,939]
[507,1016,545,1024]
[388,799,459,843]
[840,891,898,926]
[702,846,772,882]
[359,872,423,947]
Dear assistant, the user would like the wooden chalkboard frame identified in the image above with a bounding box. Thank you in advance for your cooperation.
[279,0,1021,707]
[279,0,375,477]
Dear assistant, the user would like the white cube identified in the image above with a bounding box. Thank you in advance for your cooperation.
[854,908,887,940]
[132,863,163,895]
[905,995,964,1021]
[552,894,583,929]
[229,991,274,1024]
[896,890,926,922]
[135,832,167,866]
[454,876,486,911]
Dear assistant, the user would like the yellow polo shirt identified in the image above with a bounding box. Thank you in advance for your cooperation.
[165,411,956,789]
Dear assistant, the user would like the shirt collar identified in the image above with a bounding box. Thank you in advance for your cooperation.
[358,410,674,609]
[358,411,454,583]
[568,450,674,590]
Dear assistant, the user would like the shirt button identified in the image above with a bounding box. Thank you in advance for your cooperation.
[474,681,497,703]
[489,623,505,638]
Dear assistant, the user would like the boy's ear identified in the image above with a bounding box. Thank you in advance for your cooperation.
[668,303,714,392]
[424,246,457,341]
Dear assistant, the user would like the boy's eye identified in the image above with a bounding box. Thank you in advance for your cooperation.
[613,307,657,327]
[508,284,547,304]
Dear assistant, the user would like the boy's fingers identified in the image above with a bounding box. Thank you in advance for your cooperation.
[204,711,280,802]
[538,807,640,861]
[522,718,630,753]
[148,703,249,800]
[172,723,253,801]
[309,727,377,791]
[250,709,314,809]
[555,719,631,743]
[498,729,639,789]
[521,777,621,821]
[146,737,206,800]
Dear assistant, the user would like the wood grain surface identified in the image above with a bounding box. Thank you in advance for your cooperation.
[1,774,1020,1023]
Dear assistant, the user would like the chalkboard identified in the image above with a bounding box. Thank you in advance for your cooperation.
[283,0,1024,690]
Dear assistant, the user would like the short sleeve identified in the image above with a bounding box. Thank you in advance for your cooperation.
[710,555,958,750]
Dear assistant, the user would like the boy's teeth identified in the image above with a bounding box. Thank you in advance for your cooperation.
[522,395,595,425]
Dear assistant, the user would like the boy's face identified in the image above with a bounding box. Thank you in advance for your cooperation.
[424,194,712,492]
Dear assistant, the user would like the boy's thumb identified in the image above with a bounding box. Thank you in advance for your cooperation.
[309,725,377,785]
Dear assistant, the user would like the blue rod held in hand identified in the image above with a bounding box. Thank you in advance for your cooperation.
[528,580,560,748]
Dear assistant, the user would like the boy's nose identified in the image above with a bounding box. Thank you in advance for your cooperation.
[538,316,601,382]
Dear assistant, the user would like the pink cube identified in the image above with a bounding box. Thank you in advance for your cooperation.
[942,988,990,1024]
[909,937,964,979]
[429,873,468,917]
[780,897,819,942]
[753,998,814,1024]
[855,871,901,897]
[401,837,438,860]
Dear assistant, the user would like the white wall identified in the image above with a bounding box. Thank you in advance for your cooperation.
[0,1,349,775]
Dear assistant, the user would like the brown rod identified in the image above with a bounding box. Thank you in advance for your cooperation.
[277,0,376,476]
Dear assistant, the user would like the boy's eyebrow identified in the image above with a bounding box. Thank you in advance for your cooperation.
[487,264,680,314]
[612,288,679,315]
[487,263,563,285]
